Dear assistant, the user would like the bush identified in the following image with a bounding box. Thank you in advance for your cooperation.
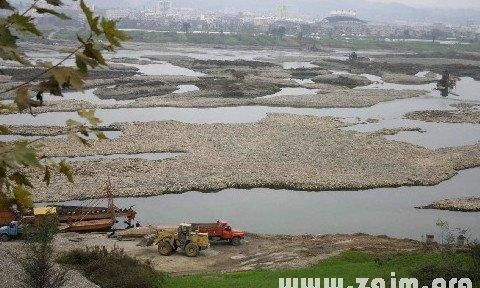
[21,215,67,288]
[412,260,472,286]
[469,243,480,280]
[58,246,164,288]
[470,244,480,268]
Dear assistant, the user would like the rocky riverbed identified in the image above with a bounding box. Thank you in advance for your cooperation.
[22,113,480,202]
[418,197,480,212]
[407,103,480,124]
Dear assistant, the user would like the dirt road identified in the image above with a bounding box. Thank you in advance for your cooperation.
[53,232,423,275]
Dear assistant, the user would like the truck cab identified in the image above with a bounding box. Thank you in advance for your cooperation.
[0,221,21,241]
[192,220,245,246]
[218,221,245,245]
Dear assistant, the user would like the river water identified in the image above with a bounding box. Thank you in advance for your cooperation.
[9,47,480,239]
[45,167,480,240]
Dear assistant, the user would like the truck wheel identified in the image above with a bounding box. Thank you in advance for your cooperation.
[0,234,9,242]
[231,237,241,246]
[158,241,174,256]
[184,243,200,257]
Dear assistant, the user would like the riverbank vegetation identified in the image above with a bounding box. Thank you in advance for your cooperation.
[55,247,480,288]
[59,246,165,288]
[54,28,480,54]
[163,250,480,288]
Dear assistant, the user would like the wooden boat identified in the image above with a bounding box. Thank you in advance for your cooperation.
[114,226,173,239]
[59,218,115,232]
[48,205,136,223]
[35,179,136,233]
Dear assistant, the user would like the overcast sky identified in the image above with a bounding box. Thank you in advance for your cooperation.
[370,0,480,9]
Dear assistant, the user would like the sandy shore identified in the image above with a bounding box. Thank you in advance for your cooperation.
[0,232,423,278]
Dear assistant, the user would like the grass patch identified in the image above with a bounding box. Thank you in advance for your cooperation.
[58,246,165,288]
[54,29,480,54]
[163,251,479,288]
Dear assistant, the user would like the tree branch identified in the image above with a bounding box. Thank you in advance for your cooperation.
[0,35,92,96]
[4,0,42,29]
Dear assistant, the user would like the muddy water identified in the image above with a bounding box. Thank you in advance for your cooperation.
[173,85,200,94]
[44,89,133,105]
[3,96,480,148]
[13,49,480,239]
[123,62,204,77]
[261,87,319,99]
[45,167,480,240]
[283,62,318,69]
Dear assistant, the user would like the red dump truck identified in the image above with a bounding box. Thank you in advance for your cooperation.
[191,220,245,246]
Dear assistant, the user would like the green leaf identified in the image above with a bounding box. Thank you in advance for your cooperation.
[48,67,85,91]
[75,54,87,74]
[0,26,18,47]
[0,0,13,10]
[80,0,101,35]
[13,185,33,209]
[38,78,62,96]
[83,42,106,66]
[35,6,70,20]
[0,193,13,210]
[75,134,91,147]
[95,131,107,140]
[78,109,101,126]
[14,87,30,112]
[45,0,63,6]
[58,160,74,183]
[43,166,51,186]
[57,46,77,53]
[0,125,10,135]
[100,18,129,47]
[9,172,33,188]
[0,46,31,65]
[75,52,98,74]
[76,125,89,137]
[66,119,83,127]
[8,14,43,36]
[11,141,41,167]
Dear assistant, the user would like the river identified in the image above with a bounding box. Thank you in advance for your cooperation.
[7,46,480,240]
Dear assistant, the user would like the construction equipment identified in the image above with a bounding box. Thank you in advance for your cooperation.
[192,220,245,246]
[114,225,171,241]
[0,221,21,241]
[154,224,209,257]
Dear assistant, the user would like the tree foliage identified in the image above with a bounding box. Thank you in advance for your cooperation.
[0,0,128,212]
[21,215,67,288]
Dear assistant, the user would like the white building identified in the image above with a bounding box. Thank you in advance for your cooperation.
[106,9,131,20]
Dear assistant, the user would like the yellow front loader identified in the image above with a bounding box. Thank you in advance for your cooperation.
[154,223,209,257]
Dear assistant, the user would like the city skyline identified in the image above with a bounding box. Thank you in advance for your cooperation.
[369,0,480,9]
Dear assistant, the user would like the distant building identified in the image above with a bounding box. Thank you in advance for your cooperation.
[106,9,131,20]
[320,10,368,36]
[156,0,172,15]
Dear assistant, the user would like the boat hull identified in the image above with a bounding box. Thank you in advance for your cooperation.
[60,219,115,232]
